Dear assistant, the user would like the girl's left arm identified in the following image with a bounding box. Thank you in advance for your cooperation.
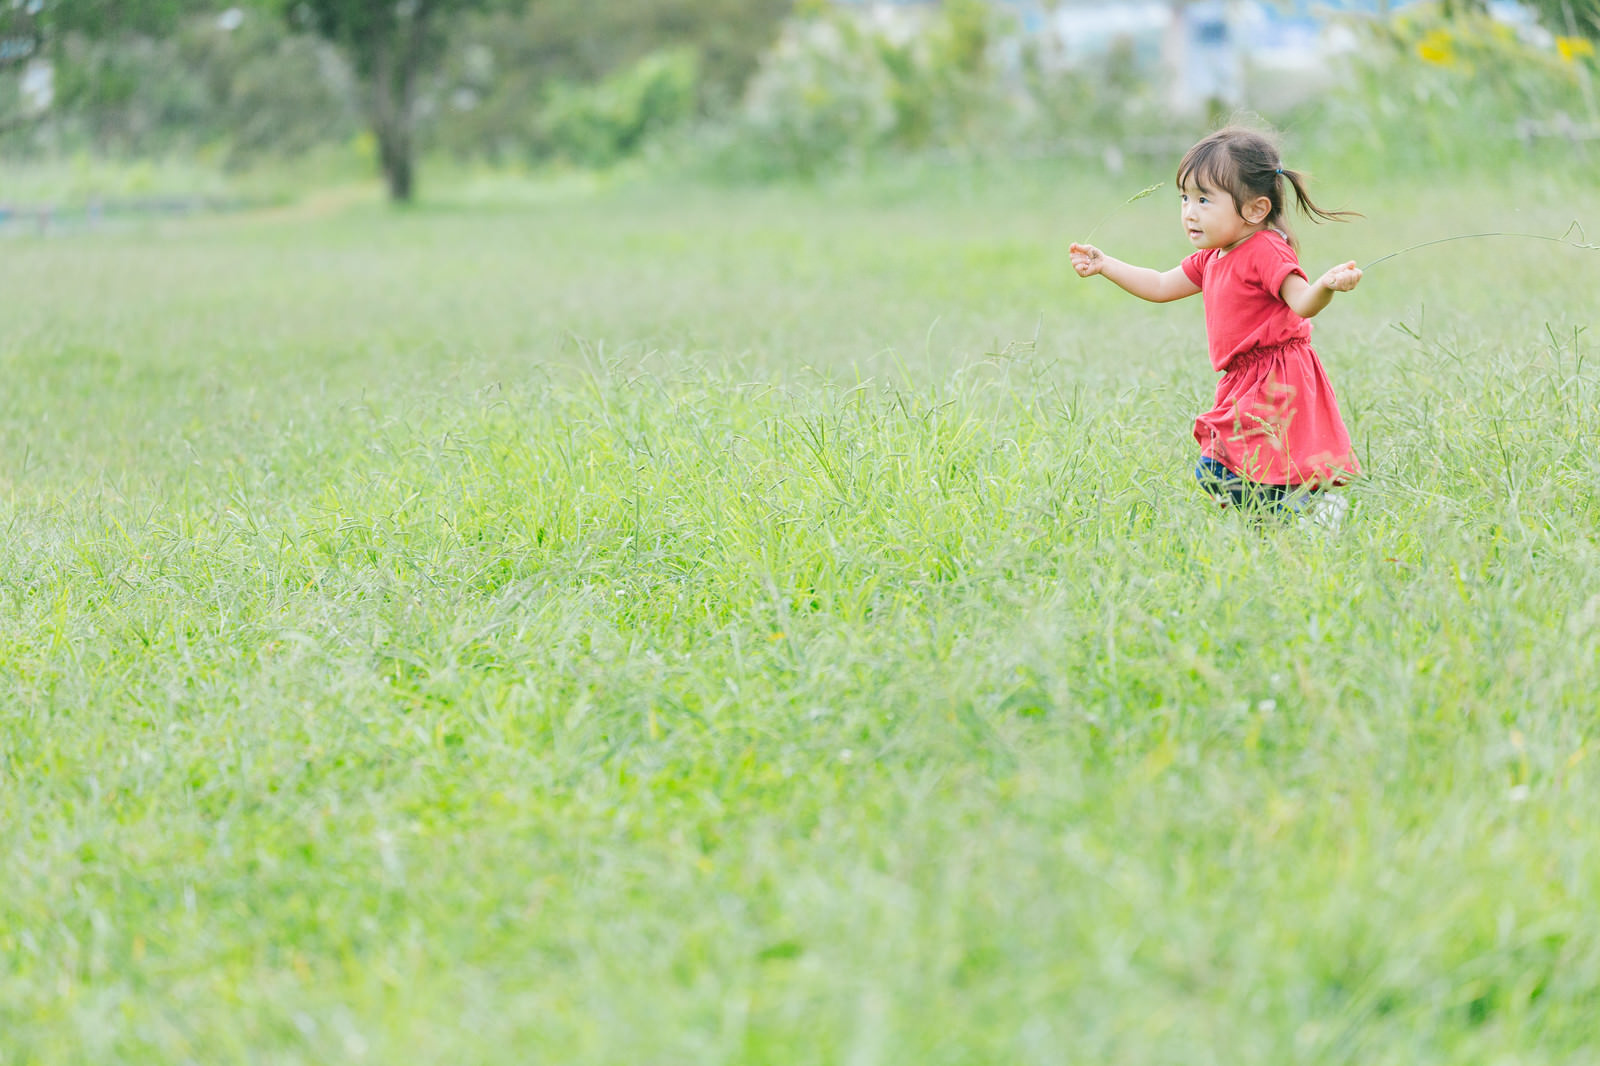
[1280,261,1362,319]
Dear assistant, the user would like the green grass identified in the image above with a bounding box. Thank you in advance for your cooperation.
[1,162,1598,1064]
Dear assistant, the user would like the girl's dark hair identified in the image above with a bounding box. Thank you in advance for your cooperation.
[1176,126,1358,252]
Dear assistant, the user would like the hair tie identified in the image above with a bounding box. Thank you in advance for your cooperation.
[1274,167,1284,175]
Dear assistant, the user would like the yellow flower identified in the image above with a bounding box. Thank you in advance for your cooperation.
[1557,35,1596,63]
[1416,28,1456,67]
[1420,26,1459,66]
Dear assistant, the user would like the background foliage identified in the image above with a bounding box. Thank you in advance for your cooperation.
[1306,3,1599,178]
[43,13,355,161]
[2,0,1597,186]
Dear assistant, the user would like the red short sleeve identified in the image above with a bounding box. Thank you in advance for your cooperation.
[1182,249,1211,288]
[1251,238,1308,298]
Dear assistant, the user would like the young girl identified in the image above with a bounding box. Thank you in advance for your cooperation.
[1070,126,1362,522]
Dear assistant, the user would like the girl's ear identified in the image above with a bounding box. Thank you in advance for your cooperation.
[1242,195,1272,225]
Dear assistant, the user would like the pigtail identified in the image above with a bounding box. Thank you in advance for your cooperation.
[1279,168,1361,227]
[1262,167,1360,253]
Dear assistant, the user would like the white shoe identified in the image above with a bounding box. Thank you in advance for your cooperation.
[1298,491,1348,533]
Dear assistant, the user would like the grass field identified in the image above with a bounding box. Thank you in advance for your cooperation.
[2,162,1598,1064]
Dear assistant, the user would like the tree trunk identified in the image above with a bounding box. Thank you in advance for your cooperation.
[384,140,414,202]
[375,106,414,202]
[365,4,428,205]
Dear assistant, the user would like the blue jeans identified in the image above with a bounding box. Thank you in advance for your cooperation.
[1194,456,1310,513]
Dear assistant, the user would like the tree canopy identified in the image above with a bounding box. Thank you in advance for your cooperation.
[0,5,43,71]
[275,0,493,201]
[29,0,218,40]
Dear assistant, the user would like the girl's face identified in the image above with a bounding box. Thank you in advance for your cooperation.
[1179,180,1270,252]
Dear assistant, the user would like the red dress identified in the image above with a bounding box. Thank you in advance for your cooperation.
[1181,230,1360,487]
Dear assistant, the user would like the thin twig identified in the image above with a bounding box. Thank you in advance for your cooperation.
[1363,221,1599,270]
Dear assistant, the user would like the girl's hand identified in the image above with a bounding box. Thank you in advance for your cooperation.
[1318,261,1362,292]
[1069,242,1105,278]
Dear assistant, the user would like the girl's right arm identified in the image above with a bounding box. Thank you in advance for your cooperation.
[1069,243,1200,304]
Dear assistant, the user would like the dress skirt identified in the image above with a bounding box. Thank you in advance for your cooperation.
[1194,338,1360,487]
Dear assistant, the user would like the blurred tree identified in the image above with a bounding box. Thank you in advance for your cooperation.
[508,0,790,106]
[1,0,225,138]
[37,0,214,37]
[0,5,42,71]
[185,12,359,165]
[432,0,790,161]
[274,0,492,202]
[0,3,43,134]
[537,48,699,166]
[7,0,791,176]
